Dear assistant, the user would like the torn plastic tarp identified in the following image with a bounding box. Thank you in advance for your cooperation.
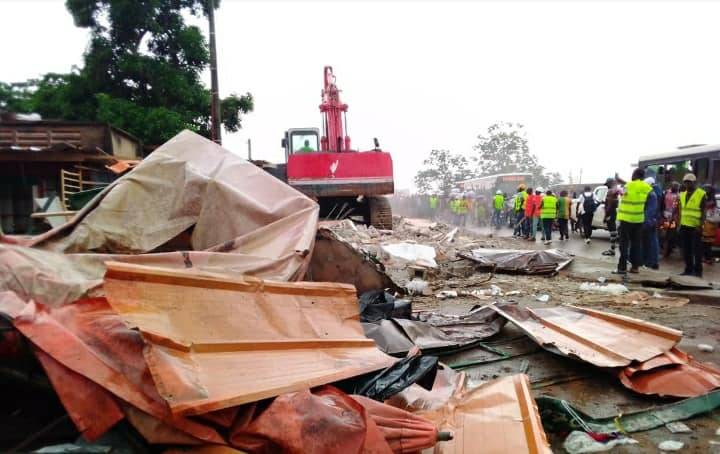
[536,389,720,434]
[459,248,574,275]
[342,352,438,401]
[619,347,720,397]
[359,290,411,323]
[103,262,396,414]
[1,130,319,306]
[362,304,512,356]
[417,303,510,344]
[490,303,682,368]
[417,374,552,454]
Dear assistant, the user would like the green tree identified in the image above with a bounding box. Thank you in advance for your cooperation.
[414,149,475,195]
[1,0,253,145]
[473,122,562,188]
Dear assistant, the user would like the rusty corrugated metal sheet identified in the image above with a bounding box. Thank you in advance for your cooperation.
[103,261,396,415]
[418,374,551,454]
[490,304,682,368]
[619,347,720,397]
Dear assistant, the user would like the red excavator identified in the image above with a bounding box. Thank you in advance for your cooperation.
[262,66,394,229]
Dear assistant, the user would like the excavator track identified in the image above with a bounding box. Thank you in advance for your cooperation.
[368,196,393,230]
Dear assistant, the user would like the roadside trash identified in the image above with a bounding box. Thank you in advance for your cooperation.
[350,353,438,401]
[359,289,411,323]
[658,440,684,451]
[597,277,607,284]
[458,248,573,275]
[381,242,438,268]
[536,294,550,303]
[537,389,720,434]
[436,290,458,299]
[563,431,638,454]
[406,278,429,296]
[665,422,692,433]
[699,344,715,352]
[579,282,629,295]
[505,290,522,296]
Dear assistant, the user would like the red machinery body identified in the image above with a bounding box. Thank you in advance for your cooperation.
[287,152,394,197]
[285,67,394,198]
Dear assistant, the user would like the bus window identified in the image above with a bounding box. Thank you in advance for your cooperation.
[695,158,709,183]
[713,160,720,187]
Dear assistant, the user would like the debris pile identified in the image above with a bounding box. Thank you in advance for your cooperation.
[2,131,720,452]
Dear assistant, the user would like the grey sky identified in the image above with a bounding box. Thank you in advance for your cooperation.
[3,1,720,189]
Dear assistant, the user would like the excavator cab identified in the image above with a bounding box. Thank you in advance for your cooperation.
[282,128,320,161]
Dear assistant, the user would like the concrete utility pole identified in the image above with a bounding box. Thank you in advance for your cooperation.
[208,0,222,144]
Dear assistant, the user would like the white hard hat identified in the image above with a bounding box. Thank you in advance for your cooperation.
[496,190,502,194]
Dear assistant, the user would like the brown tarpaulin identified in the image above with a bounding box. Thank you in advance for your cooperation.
[1,130,319,306]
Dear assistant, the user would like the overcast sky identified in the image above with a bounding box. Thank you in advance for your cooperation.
[3,0,720,190]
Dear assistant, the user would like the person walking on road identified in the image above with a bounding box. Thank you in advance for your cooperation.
[678,174,707,277]
[557,190,571,241]
[522,187,534,239]
[642,177,661,270]
[614,168,653,275]
[513,185,528,237]
[578,186,598,244]
[540,189,558,245]
[527,188,543,241]
[602,176,625,256]
[492,190,505,229]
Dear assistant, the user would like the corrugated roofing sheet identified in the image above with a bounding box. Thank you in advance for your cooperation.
[490,304,682,368]
[619,347,720,397]
[418,374,551,454]
[103,262,396,415]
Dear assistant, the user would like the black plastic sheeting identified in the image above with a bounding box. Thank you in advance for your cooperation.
[358,290,412,323]
[337,354,438,402]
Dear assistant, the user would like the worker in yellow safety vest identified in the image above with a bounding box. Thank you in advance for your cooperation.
[614,168,652,275]
[449,195,459,225]
[540,189,558,245]
[678,173,707,277]
[492,190,505,229]
[513,185,528,237]
[429,194,439,219]
[457,194,469,226]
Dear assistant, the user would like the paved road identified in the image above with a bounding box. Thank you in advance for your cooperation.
[467,224,720,281]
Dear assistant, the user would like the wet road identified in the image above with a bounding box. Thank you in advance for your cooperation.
[467,224,720,282]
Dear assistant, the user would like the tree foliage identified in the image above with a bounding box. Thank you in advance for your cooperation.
[473,122,562,188]
[1,0,252,145]
[414,149,475,195]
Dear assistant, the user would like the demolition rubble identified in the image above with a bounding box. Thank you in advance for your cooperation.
[2,131,720,453]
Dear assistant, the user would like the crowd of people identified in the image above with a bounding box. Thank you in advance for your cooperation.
[506,169,718,277]
[393,169,719,278]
